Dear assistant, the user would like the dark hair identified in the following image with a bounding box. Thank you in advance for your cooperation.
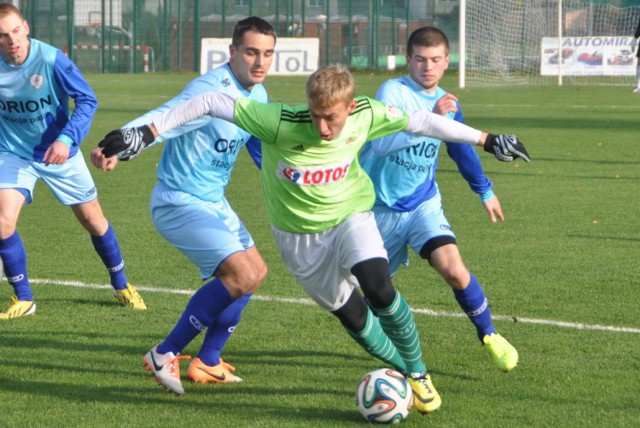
[407,26,449,56]
[232,16,277,47]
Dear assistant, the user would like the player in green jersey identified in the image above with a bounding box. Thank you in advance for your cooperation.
[97,64,530,413]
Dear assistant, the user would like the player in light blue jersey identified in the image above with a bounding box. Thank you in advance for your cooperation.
[360,26,520,372]
[91,17,276,395]
[0,3,145,319]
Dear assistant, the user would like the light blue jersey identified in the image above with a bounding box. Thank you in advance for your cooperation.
[0,39,97,162]
[127,64,267,202]
[360,75,491,212]
[129,63,266,278]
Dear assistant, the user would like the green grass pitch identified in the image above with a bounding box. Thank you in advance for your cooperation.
[1,72,639,427]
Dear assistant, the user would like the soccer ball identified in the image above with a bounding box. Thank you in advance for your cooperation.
[355,368,412,424]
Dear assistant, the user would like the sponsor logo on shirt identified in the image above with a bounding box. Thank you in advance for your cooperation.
[214,137,244,154]
[277,160,351,186]
[345,136,357,144]
[385,105,403,119]
[408,141,439,158]
[29,74,44,89]
[0,95,53,113]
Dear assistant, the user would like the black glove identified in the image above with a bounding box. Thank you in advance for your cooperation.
[484,134,531,162]
[98,125,155,160]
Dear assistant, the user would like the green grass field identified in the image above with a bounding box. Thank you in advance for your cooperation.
[1,72,639,427]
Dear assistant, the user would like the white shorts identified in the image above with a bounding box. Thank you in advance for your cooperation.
[150,182,255,279]
[0,152,97,205]
[373,192,456,275]
[272,212,387,311]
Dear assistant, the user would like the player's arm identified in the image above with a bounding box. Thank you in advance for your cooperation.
[440,101,505,222]
[132,79,222,144]
[91,147,119,171]
[446,140,504,222]
[152,92,236,135]
[98,92,237,159]
[443,105,492,195]
[404,110,531,163]
[433,93,459,116]
[44,51,98,166]
[367,93,530,162]
[481,195,504,223]
[52,50,98,147]
[93,81,223,168]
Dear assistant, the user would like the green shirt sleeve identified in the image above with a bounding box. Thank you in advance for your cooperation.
[363,97,409,142]
[234,98,282,143]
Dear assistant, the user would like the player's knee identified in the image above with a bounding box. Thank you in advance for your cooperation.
[238,269,261,294]
[0,217,18,238]
[247,259,268,292]
[216,272,250,297]
[73,208,108,235]
[218,252,267,295]
[352,258,395,309]
[440,265,470,289]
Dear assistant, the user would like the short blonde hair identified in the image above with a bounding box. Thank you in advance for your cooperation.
[306,64,355,108]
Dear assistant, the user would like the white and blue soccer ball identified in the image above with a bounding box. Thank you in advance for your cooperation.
[355,368,413,424]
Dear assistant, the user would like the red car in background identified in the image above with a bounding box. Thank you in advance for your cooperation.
[577,51,603,65]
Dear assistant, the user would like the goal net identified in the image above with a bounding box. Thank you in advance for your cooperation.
[460,0,640,87]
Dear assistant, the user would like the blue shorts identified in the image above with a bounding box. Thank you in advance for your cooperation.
[373,192,456,276]
[0,152,97,205]
[150,182,255,280]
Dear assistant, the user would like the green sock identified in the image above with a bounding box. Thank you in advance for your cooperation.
[347,308,407,373]
[375,291,427,376]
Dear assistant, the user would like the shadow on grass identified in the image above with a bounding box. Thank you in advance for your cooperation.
[0,375,363,424]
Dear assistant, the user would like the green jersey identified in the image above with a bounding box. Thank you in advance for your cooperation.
[234,96,408,233]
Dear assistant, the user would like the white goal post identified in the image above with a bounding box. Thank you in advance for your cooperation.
[459,0,640,87]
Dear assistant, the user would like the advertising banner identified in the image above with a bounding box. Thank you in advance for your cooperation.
[540,36,638,76]
[200,37,319,76]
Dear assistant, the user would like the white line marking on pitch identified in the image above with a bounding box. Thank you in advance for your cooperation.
[29,278,640,335]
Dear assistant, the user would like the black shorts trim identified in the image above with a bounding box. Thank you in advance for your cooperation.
[419,235,457,263]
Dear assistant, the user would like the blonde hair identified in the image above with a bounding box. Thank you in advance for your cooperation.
[306,64,355,108]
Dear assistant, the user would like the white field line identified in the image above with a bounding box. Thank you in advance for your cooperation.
[465,103,640,111]
[29,278,640,335]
